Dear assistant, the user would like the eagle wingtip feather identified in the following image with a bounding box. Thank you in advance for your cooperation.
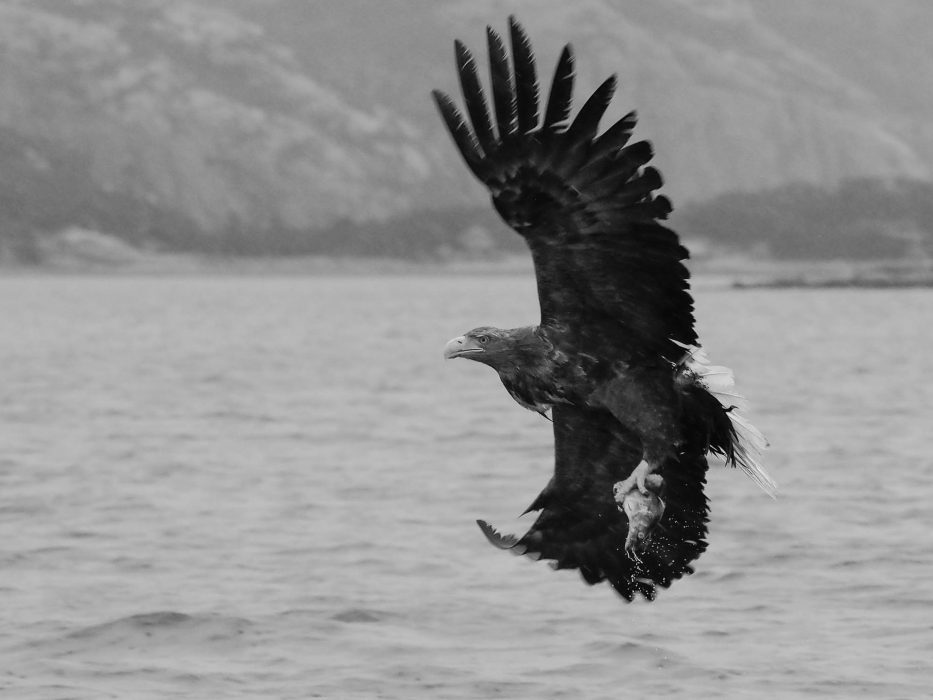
[477,519,522,551]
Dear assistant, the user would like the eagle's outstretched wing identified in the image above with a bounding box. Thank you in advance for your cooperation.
[432,17,696,360]
[479,405,709,601]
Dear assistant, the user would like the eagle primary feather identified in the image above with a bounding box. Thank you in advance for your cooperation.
[437,17,773,601]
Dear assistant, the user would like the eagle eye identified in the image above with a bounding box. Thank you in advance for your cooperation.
[478,335,489,344]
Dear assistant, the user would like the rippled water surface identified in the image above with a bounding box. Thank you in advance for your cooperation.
[1,275,930,698]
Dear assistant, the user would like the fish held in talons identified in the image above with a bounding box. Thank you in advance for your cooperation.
[614,473,666,559]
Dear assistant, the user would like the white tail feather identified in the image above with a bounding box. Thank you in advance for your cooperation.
[729,412,777,498]
[673,340,777,497]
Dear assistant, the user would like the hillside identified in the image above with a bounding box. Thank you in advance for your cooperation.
[0,0,931,261]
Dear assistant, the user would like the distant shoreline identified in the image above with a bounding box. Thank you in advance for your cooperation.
[734,277,933,289]
[0,254,535,277]
[2,253,931,289]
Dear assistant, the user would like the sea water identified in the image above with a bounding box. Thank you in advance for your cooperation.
[0,274,930,699]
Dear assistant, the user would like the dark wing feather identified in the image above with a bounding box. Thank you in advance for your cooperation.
[454,41,496,153]
[509,17,539,134]
[478,405,709,601]
[542,45,575,132]
[486,28,517,139]
[432,91,486,179]
[564,75,616,148]
[589,111,638,161]
[434,17,696,359]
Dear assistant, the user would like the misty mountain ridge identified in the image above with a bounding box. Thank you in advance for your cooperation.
[0,0,930,261]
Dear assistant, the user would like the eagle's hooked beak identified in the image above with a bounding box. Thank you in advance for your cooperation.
[444,335,484,359]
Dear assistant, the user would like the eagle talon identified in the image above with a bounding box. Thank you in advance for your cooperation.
[625,547,643,564]
[613,461,658,499]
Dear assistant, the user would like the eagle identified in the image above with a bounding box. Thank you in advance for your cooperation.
[434,17,774,602]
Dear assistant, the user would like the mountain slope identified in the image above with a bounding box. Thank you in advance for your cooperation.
[0,0,433,241]
[0,0,930,253]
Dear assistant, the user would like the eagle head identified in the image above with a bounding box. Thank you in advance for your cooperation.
[443,326,511,367]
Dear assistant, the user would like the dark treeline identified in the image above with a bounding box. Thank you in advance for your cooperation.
[674,177,933,260]
[2,149,932,263]
[193,205,520,260]
[0,127,205,263]
[0,123,512,262]
[237,176,933,261]
[196,176,933,260]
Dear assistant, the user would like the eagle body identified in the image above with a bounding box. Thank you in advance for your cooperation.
[436,17,773,601]
[485,325,592,415]
[448,323,689,476]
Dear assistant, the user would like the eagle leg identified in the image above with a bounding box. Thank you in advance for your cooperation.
[613,459,660,497]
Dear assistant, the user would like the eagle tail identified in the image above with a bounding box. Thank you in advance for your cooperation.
[674,341,777,497]
[728,410,776,497]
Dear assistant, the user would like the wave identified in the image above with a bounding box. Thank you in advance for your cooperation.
[329,607,391,623]
[59,611,255,650]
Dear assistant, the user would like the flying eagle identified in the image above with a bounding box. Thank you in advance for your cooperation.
[434,17,774,602]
